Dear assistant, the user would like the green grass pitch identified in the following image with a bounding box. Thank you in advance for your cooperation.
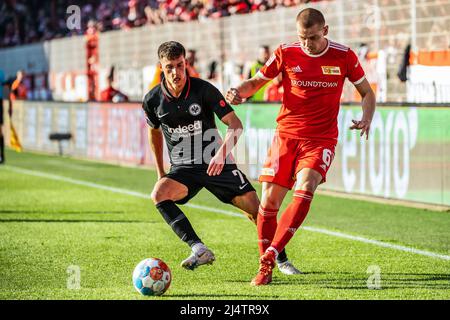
[0,149,449,300]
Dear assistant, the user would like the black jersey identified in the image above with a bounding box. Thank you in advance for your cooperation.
[142,76,234,166]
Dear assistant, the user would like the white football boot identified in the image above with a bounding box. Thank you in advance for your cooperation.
[277,260,302,275]
[181,247,215,270]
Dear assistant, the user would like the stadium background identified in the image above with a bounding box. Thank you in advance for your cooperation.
[1,0,450,302]
[1,0,449,207]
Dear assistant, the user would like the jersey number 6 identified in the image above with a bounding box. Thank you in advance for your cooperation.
[322,149,333,167]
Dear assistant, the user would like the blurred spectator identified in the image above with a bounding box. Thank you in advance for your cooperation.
[227,1,252,15]
[206,60,222,89]
[0,0,317,48]
[5,70,27,100]
[186,49,200,77]
[100,67,129,102]
[2,69,24,154]
[207,60,218,80]
[246,45,271,101]
[264,73,283,102]
[397,43,411,82]
[149,66,162,90]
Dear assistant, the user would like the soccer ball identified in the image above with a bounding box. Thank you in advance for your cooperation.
[132,258,172,296]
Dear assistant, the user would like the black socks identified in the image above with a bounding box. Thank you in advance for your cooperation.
[155,199,288,263]
[277,249,288,264]
[155,200,201,247]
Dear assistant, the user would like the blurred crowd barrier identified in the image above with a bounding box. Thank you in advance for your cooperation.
[4,100,450,206]
[0,0,449,103]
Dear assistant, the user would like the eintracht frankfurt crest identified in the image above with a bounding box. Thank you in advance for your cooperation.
[188,103,201,116]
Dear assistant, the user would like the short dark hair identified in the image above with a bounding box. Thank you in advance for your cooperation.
[296,8,325,28]
[158,41,186,60]
[260,45,270,52]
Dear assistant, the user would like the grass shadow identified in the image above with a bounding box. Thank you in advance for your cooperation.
[268,272,450,290]
[0,218,157,224]
[165,293,280,299]
[227,271,450,291]
[0,210,125,215]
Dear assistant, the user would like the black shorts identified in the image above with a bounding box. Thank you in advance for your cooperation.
[165,164,256,205]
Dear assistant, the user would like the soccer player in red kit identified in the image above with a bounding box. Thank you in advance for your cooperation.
[226,8,376,286]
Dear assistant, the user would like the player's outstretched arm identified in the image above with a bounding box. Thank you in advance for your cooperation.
[207,111,243,176]
[148,127,166,179]
[349,78,376,140]
[225,76,270,105]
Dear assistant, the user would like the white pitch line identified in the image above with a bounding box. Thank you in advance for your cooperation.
[4,165,450,262]
[301,226,450,261]
[3,166,248,218]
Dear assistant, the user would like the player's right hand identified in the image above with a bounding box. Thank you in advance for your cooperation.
[349,119,371,140]
[226,88,244,105]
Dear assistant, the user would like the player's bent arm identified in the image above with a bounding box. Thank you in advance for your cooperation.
[207,111,243,176]
[236,75,270,99]
[350,78,376,139]
[148,127,166,179]
[226,75,270,105]
[217,111,243,159]
[355,78,376,123]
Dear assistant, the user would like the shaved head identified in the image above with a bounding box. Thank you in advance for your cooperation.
[296,8,325,28]
[295,8,328,55]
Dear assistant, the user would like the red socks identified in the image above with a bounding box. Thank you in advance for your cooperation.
[257,206,278,256]
[270,190,313,255]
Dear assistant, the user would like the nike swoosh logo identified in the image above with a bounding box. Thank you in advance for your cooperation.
[157,112,170,118]
[239,183,248,190]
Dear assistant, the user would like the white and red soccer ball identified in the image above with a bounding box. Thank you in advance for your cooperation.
[132,258,171,296]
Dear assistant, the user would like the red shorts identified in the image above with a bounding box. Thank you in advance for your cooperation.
[259,134,336,189]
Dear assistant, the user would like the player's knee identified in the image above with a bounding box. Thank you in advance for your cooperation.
[260,198,280,213]
[150,189,160,204]
[295,180,317,193]
[150,187,171,204]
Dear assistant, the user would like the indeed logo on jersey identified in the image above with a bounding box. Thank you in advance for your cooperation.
[291,79,339,88]
[321,66,341,75]
[164,120,202,136]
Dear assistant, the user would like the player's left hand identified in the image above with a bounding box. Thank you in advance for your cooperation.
[207,153,225,176]
[349,119,371,140]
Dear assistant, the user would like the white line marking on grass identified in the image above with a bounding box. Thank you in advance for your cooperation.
[4,166,246,218]
[43,160,96,172]
[6,166,149,198]
[5,165,450,262]
[301,226,450,261]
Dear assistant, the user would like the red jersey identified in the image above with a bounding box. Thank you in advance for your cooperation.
[257,39,365,141]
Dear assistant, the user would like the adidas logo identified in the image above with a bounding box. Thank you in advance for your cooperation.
[291,65,303,73]
[287,228,297,234]
[320,164,327,171]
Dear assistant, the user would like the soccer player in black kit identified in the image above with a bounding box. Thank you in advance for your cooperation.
[143,41,300,274]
